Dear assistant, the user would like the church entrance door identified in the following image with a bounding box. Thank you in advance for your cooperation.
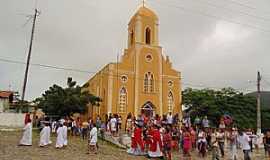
[141,101,155,118]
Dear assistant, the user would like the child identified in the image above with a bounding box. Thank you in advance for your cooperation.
[88,124,98,154]
[118,116,122,131]
[162,127,172,160]
[81,121,89,140]
[56,123,64,148]
[63,122,68,147]
[183,128,191,158]
[39,121,52,147]
[100,122,106,141]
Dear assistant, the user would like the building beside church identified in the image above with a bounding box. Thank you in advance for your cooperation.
[84,6,182,120]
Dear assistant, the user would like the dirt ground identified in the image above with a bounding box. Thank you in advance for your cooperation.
[0,130,268,160]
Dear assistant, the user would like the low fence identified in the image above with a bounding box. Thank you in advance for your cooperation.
[0,113,26,127]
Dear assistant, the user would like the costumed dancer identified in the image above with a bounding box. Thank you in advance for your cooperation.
[183,128,192,158]
[19,118,32,146]
[148,125,163,158]
[39,121,52,147]
[127,122,145,156]
[162,127,172,160]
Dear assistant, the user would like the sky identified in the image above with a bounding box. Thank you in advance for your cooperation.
[0,0,270,101]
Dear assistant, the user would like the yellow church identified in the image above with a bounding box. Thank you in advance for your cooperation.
[84,5,182,121]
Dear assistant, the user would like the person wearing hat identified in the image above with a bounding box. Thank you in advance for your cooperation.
[39,121,52,147]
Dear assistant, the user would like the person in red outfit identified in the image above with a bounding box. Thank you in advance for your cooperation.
[24,113,31,125]
[127,122,145,156]
[148,125,163,158]
[162,127,172,160]
[183,128,192,158]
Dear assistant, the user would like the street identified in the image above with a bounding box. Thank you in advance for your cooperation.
[0,130,268,160]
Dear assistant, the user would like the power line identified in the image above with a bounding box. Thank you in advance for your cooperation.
[199,0,270,23]
[223,0,270,15]
[262,78,270,87]
[149,0,270,35]
[167,0,270,24]
[0,58,94,74]
[0,57,254,92]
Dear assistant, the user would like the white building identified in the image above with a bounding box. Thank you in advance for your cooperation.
[0,91,13,112]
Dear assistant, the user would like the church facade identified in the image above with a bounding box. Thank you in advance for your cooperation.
[84,6,182,120]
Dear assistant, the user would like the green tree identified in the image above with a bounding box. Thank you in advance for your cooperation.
[182,87,257,129]
[34,77,101,117]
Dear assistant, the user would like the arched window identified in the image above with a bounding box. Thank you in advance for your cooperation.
[144,72,154,93]
[119,87,127,113]
[130,30,134,45]
[144,74,149,92]
[168,91,174,113]
[150,74,154,92]
[145,27,151,44]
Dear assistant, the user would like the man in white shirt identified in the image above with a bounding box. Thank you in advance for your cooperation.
[166,112,173,126]
[238,131,251,160]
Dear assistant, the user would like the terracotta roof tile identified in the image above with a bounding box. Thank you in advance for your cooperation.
[0,91,13,98]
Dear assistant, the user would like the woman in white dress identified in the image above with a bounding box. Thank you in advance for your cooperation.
[19,118,32,146]
[39,121,52,147]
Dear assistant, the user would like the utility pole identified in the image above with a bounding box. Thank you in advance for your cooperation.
[21,9,38,110]
[116,53,119,112]
[257,71,262,135]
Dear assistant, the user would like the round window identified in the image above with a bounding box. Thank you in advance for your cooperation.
[120,75,128,83]
[145,54,153,62]
[168,81,173,87]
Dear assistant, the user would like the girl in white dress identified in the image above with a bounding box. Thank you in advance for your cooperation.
[56,123,64,148]
[39,121,52,147]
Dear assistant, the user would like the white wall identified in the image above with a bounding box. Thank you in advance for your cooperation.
[0,101,4,112]
[0,113,25,127]
[0,99,9,113]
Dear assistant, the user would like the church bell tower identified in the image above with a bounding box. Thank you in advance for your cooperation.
[127,6,159,48]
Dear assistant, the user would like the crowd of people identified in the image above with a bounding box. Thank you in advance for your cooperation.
[125,113,270,160]
[18,112,270,159]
